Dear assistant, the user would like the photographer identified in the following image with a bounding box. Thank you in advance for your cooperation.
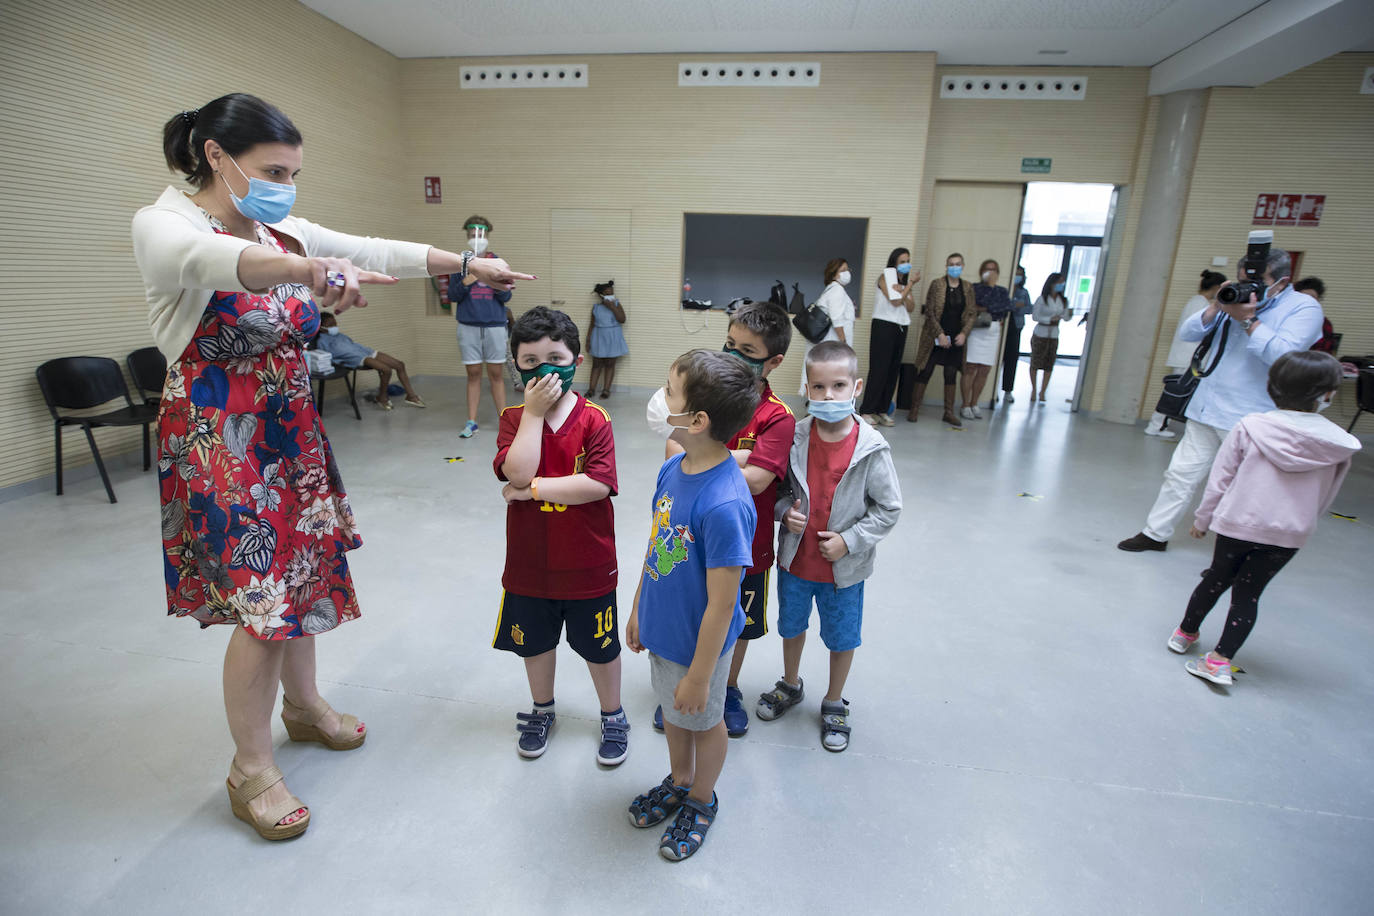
[1118,243,1325,552]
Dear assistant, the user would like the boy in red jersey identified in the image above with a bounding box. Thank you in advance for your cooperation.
[655,301,794,737]
[493,307,627,766]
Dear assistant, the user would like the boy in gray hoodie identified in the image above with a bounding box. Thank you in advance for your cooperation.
[756,341,902,751]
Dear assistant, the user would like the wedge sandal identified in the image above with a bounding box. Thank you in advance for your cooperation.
[226,764,309,840]
[628,775,688,828]
[281,695,366,751]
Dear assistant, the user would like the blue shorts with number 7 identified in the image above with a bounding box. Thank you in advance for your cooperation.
[776,568,864,652]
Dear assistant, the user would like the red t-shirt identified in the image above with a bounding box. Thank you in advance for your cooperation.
[728,382,795,575]
[494,396,618,599]
[788,421,859,584]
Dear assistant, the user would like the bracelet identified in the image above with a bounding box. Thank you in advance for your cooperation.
[531,477,541,501]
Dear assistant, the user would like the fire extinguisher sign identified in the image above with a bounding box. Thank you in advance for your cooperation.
[424,177,442,204]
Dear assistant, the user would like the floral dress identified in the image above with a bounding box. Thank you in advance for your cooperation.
[158,215,362,640]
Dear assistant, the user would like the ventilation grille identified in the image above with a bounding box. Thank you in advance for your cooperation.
[678,62,820,87]
[940,75,1086,100]
[460,64,588,89]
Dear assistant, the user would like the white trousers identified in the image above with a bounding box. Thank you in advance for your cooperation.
[1142,419,1226,541]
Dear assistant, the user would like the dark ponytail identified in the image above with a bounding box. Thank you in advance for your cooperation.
[161,93,302,189]
[1198,269,1227,293]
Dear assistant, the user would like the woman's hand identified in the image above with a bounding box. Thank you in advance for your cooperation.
[783,499,807,534]
[937,333,951,348]
[954,332,967,347]
[468,256,535,291]
[303,257,397,313]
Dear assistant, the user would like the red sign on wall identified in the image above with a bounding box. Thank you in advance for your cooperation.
[1297,194,1325,227]
[1273,193,1303,226]
[424,176,442,204]
[1252,193,1278,225]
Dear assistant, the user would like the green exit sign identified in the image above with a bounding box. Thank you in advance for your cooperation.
[1021,157,1052,174]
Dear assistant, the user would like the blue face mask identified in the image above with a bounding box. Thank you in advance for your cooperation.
[947,265,963,279]
[221,154,297,223]
[723,346,768,376]
[1014,276,1024,286]
[896,263,912,275]
[808,398,855,423]
[1053,282,1066,293]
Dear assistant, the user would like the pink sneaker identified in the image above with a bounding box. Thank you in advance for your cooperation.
[1185,653,1234,686]
[1167,628,1199,654]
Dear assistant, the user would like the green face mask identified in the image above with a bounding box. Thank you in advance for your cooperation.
[722,345,768,376]
[518,362,577,394]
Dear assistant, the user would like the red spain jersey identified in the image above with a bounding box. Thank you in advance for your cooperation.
[729,381,795,574]
[494,396,619,599]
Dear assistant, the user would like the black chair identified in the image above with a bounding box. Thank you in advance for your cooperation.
[35,357,158,503]
[126,346,167,407]
[312,364,361,420]
[1348,368,1373,434]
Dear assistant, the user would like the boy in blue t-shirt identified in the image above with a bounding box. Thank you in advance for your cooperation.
[626,349,760,862]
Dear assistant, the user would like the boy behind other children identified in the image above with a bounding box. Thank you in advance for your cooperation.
[758,340,902,752]
[493,306,628,766]
[656,301,795,737]
[627,350,760,861]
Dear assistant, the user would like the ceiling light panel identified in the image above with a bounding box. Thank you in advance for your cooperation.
[460,64,588,89]
[940,75,1086,100]
[678,62,821,87]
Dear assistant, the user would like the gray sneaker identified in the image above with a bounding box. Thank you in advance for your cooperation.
[1168,628,1199,654]
[756,678,804,721]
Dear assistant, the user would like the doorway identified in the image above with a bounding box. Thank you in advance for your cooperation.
[1008,183,1115,410]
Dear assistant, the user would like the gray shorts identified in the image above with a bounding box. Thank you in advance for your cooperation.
[457,323,507,365]
[649,648,732,731]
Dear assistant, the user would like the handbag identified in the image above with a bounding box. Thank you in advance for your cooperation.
[1154,321,1229,421]
[973,311,993,329]
[769,280,788,309]
[788,283,806,316]
[793,301,833,344]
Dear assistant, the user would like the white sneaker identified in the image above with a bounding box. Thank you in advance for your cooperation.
[1144,425,1177,439]
[972,405,984,419]
[960,406,975,420]
[1004,393,1015,404]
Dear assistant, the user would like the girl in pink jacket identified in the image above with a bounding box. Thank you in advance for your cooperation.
[1168,351,1361,686]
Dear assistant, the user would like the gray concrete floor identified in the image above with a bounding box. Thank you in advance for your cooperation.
[2,367,1373,915]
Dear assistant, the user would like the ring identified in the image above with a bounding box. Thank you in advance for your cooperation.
[325,270,346,288]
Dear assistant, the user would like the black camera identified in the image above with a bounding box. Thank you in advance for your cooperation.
[1217,230,1272,304]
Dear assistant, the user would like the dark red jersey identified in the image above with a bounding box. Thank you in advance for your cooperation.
[729,381,795,574]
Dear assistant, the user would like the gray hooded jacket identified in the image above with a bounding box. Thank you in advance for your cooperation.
[775,416,902,588]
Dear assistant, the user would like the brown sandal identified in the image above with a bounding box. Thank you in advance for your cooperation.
[281,695,366,751]
[227,763,309,840]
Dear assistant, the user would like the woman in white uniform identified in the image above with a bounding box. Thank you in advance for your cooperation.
[799,257,856,395]
[1143,269,1227,438]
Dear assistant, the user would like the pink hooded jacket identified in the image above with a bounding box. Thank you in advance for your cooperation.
[1195,410,1361,549]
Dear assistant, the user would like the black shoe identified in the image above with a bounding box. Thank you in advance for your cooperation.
[1117,533,1167,552]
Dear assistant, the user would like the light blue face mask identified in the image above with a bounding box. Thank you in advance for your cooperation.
[947,265,963,279]
[808,398,855,423]
[221,153,297,223]
[896,262,912,275]
[1053,282,1066,293]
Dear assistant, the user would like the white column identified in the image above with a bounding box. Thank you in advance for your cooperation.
[1100,89,1208,425]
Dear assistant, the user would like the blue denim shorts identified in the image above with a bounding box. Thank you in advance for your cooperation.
[776,568,864,652]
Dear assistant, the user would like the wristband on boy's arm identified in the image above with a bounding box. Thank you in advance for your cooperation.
[531,477,541,501]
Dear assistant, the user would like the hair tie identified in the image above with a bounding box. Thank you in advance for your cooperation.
[181,109,199,126]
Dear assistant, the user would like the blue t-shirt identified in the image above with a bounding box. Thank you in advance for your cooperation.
[638,453,755,667]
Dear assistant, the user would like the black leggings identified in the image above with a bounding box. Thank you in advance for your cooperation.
[1179,534,1298,659]
[1001,324,1021,392]
[916,345,963,385]
[859,319,908,414]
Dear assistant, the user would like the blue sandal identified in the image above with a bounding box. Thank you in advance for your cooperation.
[659,793,718,861]
[628,775,688,828]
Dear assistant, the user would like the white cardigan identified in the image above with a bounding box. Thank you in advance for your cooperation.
[132,186,433,359]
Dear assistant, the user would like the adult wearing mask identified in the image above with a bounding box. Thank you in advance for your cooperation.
[1002,265,1031,403]
[449,215,511,438]
[1296,278,1336,352]
[1029,273,1072,403]
[133,94,533,840]
[962,259,1010,419]
[1119,246,1324,552]
[1144,270,1226,438]
[859,248,919,426]
[908,253,976,427]
[586,279,628,398]
[799,258,856,396]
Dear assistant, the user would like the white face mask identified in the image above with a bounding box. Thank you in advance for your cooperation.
[646,387,691,438]
[470,236,489,255]
[1315,395,1333,413]
[603,294,616,303]
[837,271,851,286]
[324,326,340,335]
